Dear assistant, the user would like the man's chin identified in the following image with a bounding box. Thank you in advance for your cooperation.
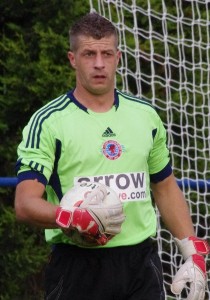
[89,85,111,95]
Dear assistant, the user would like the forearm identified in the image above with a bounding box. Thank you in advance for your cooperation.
[151,174,195,239]
[16,197,58,228]
[15,180,59,228]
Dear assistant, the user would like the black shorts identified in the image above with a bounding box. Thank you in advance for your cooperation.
[44,239,165,300]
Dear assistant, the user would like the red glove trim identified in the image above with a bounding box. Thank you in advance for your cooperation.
[192,254,206,276]
[189,236,210,255]
[71,209,99,236]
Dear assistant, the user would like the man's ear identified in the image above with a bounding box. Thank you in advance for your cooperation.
[67,51,76,69]
[116,49,122,67]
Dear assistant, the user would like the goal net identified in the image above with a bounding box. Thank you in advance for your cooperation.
[89,0,210,298]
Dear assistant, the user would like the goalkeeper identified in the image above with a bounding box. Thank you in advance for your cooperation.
[15,12,209,300]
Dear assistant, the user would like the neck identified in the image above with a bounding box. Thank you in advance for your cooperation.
[73,88,115,113]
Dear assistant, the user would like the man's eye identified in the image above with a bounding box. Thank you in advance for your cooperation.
[85,52,94,57]
[104,52,113,57]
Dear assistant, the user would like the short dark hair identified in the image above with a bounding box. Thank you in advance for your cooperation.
[69,12,118,51]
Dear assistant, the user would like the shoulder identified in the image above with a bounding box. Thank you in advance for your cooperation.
[116,89,159,116]
[28,93,75,127]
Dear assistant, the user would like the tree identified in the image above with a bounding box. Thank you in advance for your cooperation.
[0,1,90,298]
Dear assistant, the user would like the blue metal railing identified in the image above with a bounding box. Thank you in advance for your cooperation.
[0,177,18,187]
[0,177,210,191]
[176,178,210,191]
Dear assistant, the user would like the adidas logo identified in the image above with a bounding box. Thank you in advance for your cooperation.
[102,127,116,137]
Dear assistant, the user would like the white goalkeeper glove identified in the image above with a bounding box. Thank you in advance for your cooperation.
[56,182,125,245]
[171,236,209,300]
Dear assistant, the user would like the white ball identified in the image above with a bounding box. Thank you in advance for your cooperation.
[60,181,121,247]
[60,181,120,209]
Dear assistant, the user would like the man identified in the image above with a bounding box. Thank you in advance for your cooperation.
[15,12,209,300]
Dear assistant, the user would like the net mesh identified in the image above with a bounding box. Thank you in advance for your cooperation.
[89,1,210,298]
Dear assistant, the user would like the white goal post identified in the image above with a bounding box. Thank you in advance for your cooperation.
[89,1,210,299]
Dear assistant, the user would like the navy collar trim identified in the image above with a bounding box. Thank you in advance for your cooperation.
[67,89,119,113]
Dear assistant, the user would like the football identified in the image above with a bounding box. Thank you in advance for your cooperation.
[61,181,120,209]
[60,181,122,246]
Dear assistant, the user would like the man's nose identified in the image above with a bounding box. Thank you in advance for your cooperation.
[94,54,105,69]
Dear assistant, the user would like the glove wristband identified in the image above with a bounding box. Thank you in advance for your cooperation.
[56,207,73,228]
[174,236,209,260]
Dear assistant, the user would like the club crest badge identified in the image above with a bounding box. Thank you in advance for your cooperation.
[102,140,122,160]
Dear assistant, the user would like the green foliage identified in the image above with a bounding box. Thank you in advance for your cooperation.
[0,0,90,177]
[0,0,90,298]
[0,204,50,300]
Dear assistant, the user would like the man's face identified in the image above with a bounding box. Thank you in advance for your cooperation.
[68,35,121,95]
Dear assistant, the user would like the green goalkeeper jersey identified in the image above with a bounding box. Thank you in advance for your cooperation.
[16,89,171,247]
